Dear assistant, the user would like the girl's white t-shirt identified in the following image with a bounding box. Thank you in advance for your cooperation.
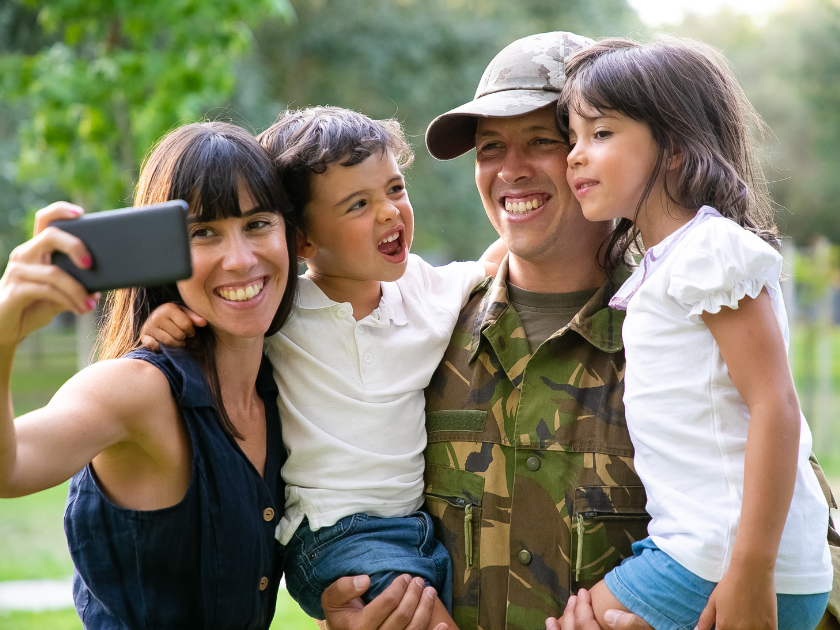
[265,254,486,545]
[611,206,832,593]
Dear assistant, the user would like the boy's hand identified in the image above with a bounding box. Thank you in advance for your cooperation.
[696,567,776,630]
[140,303,205,351]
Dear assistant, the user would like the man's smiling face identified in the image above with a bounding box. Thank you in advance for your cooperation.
[474,105,602,266]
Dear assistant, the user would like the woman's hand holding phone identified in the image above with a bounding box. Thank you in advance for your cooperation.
[0,202,99,349]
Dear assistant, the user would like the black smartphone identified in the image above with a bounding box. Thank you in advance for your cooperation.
[49,200,192,292]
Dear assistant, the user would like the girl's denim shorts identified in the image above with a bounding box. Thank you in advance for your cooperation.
[283,511,452,620]
[605,538,829,630]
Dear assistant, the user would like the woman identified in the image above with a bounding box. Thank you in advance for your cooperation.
[0,121,297,628]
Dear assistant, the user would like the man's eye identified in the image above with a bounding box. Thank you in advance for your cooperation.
[388,184,405,195]
[348,200,366,212]
[534,137,559,146]
[478,142,503,156]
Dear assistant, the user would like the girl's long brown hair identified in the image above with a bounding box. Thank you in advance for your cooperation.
[96,122,297,438]
[558,36,778,277]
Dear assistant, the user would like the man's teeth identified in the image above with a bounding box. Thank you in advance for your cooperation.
[505,198,543,214]
[379,233,399,245]
[219,280,264,302]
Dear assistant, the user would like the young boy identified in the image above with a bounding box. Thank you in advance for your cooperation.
[142,107,503,629]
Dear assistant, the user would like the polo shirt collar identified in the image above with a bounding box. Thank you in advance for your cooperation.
[296,275,408,326]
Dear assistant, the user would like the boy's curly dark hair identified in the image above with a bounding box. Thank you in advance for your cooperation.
[257,107,414,235]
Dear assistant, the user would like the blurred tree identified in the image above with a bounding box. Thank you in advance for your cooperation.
[231,0,640,261]
[0,0,294,214]
[675,1,840,245]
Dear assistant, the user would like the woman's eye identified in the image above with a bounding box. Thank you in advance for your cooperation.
[190,227,214,239]
[248,218,271,230]
[594,130,612,140]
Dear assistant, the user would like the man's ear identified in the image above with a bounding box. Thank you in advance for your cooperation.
[297,227,316,259]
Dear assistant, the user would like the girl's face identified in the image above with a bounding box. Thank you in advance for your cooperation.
[176,184,289,342]
[565,104,663,223]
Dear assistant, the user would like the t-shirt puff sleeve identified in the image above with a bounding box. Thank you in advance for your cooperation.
[413,255,488,316]
[666,219,783,324]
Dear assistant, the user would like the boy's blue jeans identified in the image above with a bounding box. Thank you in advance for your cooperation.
[283,511,453,620]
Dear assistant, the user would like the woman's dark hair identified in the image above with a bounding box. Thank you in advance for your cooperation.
[256,106,413,235]
[558,36,778,277]
[96,121,297,439]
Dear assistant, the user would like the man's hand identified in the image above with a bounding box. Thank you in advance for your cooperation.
[545,589,652,630]
[321,574,447,630]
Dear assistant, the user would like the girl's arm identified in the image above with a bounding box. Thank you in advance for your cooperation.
[0,212,182,500]
[697,288,800,630]
[478,239,507,277]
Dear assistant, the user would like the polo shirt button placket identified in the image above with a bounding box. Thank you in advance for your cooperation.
[336,307,349,320]
[363,352,373,365]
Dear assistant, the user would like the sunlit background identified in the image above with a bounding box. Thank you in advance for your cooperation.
[1,1,839,628]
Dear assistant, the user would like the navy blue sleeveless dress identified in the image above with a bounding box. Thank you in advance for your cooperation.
[64,346,286,629]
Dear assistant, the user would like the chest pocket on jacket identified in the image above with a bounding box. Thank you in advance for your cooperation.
[571,485,650,590]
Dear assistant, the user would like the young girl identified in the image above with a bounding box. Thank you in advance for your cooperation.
[555,36,832,630]
[142,107,505,630]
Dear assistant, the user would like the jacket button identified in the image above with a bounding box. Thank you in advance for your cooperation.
[518,550,532,565]
[263,507,275,521]
[526,456,541,471]
[259,576,269,591]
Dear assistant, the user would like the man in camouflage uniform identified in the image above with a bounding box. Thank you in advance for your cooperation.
[421,31,840,630]
[321,31,840,630]
[420,31,648,630]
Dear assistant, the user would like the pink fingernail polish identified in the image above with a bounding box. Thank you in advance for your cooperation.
[86,298,97,311]
[81,255,92,268]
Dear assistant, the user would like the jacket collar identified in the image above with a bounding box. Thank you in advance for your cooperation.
[468,255,626,364]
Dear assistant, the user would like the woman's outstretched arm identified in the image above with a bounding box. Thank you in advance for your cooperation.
[0,209,186,504]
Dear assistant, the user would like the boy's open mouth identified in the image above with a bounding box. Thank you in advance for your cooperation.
[377,227,406,262]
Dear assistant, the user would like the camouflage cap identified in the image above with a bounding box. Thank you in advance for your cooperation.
[425,31,594,160]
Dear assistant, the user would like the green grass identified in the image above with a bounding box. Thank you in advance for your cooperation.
[0,593,317,629]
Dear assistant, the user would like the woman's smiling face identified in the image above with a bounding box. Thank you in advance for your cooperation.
[176,184,289,342]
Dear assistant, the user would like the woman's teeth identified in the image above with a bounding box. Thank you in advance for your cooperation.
[219,280,264,302]
[505,197,543,214]
[379,233,399,245]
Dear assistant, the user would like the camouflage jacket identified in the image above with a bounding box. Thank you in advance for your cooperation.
[423,258,647,630]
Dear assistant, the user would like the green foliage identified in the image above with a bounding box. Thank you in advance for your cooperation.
[674,1,840,245]
[0,0,293,211]
[230,0,639,260]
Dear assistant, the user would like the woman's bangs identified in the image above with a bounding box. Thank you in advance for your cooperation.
[185,143,280,223]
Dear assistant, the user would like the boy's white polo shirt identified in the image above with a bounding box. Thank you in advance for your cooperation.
[266,254,486,544]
